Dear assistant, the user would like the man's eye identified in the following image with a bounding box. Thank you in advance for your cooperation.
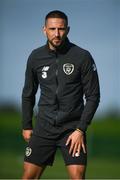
[59,28,65,30]
[49,28,55,30]
[49,28,66,31]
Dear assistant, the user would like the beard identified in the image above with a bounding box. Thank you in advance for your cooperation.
[48,37,65,50]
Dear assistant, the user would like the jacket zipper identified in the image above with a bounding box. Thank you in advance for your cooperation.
[55,54,59,125]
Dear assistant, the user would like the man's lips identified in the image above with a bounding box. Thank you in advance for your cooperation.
[53,39,61,43]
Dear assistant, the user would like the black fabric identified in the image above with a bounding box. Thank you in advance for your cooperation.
[24,130,87,166]
[22,38,100,132]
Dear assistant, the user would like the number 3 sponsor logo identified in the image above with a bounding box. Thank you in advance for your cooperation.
[41,66,49,79]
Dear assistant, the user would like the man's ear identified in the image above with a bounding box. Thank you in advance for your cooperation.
[66,26,70,35]
[43,26,47,36]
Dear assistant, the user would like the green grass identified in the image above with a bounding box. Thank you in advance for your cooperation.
[0,152,23,179]
[0,151,120,179]
[86,157,120,179]
[0,110,120,179]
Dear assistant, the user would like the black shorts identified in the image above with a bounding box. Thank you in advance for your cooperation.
[24,129,87,167]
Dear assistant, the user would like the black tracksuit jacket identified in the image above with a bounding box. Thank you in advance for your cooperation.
[22,38,100,134]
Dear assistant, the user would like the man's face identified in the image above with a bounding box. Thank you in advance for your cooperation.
[43,18,69,50]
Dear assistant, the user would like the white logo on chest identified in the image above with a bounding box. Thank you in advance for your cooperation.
[41,66,49,79]
[63,63,74,75]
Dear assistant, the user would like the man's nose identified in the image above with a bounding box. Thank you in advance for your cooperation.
[55,29,59,36]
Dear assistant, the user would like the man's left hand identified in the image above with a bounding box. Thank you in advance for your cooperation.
[66,130,86,157]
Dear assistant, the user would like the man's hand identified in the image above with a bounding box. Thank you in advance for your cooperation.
[22,129,33,142]
[66,130,86,157]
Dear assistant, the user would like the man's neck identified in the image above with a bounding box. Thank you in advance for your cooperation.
[46,38,71,54]
[48,42,56,51]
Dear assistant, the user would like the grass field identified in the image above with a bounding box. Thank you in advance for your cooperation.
[0,109,120,179]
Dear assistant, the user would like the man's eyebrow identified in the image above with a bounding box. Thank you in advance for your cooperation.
[48,27,66,30]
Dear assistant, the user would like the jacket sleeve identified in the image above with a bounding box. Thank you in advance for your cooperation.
[76,51,100,132]
[22,52,38,130]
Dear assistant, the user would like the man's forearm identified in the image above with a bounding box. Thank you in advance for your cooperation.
[76,95,100,132]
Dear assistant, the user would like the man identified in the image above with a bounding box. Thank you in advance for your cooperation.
[22,10,100,179]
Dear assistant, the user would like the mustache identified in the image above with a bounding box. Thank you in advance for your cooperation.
[53,37,61,40]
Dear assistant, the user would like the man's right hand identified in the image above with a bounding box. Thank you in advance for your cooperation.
[22,129,33,142]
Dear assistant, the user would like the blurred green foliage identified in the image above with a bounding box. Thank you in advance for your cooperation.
[0,109,120,179]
